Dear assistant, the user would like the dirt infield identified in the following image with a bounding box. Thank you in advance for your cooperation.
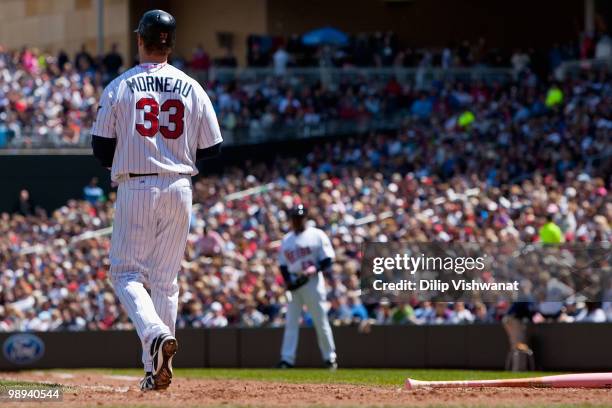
[2,371,612,407]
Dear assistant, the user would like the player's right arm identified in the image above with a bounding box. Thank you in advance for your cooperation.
[91,84,118,168]
[278,242,293,287]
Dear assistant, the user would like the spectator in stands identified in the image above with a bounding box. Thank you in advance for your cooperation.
[83,177,104,204]
[410,93,433,119]
[329,297,353,325]
[190,44,211,71]
[348,296,369,323]
[240,300,267,327]
[177,300,205,328]
[202,302,229,327]
[576,303,607,323]
[511,48,530,78]
[373,298,393,325]
[273,45,290,76]
[449,302,475,324]
[248,42,269,67]
[393,301,416,325]
[545,83,564,108]
[539,214,564,244]
[558,297,587,323]
[74,44,95,74]
[0,123,9,148]
[57,49,69,71]
[197,224,225,256]
[595,34,612,59]
[12,189,34,216]
[472,302,492,323]
[428,303,451,324]
[102,43,123,81]
[414,301,435,324]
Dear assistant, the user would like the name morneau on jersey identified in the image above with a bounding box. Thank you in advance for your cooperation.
[125,75,193,97]
[91,62,222,182]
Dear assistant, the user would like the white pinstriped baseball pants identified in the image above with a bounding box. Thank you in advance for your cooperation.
[109,174,192,372]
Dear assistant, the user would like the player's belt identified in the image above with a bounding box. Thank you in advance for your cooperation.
[128,172,191,178]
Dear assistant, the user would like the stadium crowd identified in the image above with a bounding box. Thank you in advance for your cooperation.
[0,44,130,148]
[243,31,610,73]
[0,61,610,331]
[2,30,611,148]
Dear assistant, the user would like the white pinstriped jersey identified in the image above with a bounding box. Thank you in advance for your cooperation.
[91,62,222,181]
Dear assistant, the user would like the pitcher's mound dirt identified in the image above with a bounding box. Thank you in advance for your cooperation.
[1,371,612,407]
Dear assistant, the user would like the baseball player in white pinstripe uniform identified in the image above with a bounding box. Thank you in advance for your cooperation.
[91,10,222,391]
[277,204,338,369]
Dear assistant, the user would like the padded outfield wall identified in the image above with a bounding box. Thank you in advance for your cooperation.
[1,324,611,371]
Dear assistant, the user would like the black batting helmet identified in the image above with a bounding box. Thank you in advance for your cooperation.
[134,9,176,49]
[289,204,308,218]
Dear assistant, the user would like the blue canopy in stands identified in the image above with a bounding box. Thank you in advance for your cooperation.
[302,27,349,46]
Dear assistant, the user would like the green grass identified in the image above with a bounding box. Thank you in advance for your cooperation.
[71,367,563,387]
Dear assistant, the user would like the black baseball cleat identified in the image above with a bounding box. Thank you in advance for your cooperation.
[140,372,155,391]
[325,359,338,370]
[150,333,178,390]
[275,360,294,369]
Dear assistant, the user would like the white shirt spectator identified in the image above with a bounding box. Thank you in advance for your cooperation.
[449,307,474,324]
[442,48,452,69]
[240,306,267,327]
[576,307,607,323]
[595,35,612,59]
[202,302,228,327]
[273,47,290,76]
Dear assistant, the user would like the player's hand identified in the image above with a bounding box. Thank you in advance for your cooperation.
[287,275,309,291]
[303,265,317,276]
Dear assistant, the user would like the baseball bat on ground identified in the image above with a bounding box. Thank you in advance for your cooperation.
[405,373,612,389]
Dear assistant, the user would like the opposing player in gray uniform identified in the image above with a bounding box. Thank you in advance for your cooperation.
[277,204,338,369]
[91,9,222,390]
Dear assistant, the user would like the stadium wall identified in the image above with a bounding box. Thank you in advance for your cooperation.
[0,133,361,213]
[0,153,113,214]
[129,0,586,66]
[265,0,582,50]
[1,324,611,370]
[0,0,130,61]
[129,0,267,66]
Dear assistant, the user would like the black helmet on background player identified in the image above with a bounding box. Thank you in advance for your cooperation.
[289,204,308,232]
[134,9,176,49]
[289,204,308,218]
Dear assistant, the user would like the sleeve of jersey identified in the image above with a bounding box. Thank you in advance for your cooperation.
[319,231,336,261]
[278,245,287,267]
[91,87,117,139]
[197,88,223,149]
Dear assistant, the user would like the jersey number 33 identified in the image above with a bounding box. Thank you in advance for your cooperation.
[135,97,185,139]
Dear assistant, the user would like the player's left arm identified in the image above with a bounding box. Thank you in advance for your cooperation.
[317,230,335,274]
[195,83,223,161]
[91,85,118,168]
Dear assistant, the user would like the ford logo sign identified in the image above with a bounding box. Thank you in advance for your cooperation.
[2,333,45,365]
